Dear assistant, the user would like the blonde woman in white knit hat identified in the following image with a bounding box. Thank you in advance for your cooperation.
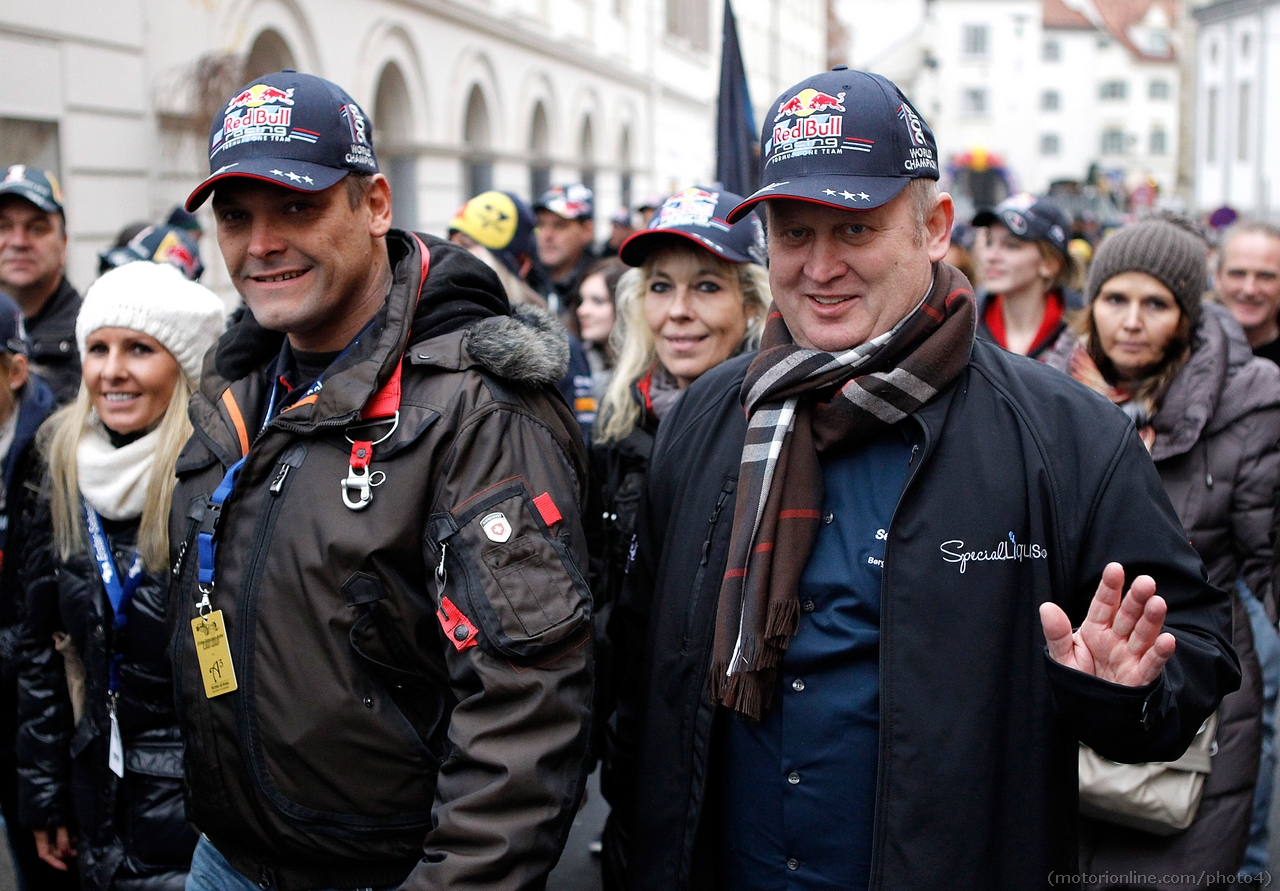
[14,260,223,890]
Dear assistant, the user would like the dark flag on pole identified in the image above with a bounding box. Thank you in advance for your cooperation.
[716,0,759,196]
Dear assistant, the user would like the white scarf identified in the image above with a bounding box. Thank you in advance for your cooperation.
[76,420,162,521]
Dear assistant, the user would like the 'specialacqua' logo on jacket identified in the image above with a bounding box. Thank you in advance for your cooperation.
[940,532,1048,574]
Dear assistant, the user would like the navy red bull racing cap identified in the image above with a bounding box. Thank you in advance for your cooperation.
[619,187,765,267]
[727,67,940,223]
[185,70,378,211]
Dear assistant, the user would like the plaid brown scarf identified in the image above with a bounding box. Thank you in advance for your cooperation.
[710,262,976,720]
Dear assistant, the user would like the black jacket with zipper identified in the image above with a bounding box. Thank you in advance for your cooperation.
[606,338,1240,891]
[167,232,593,891]
[25,277,83,405]
[16,460,195,890]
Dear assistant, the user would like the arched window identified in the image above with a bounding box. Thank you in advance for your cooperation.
[243,29,296,81]
[579,115,595,195]
[463,85,493,200]
[529,102,551,202]
[374,62,416,230]
[618,125,632,211]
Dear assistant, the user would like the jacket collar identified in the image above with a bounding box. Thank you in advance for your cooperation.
[1151,303,1280,461]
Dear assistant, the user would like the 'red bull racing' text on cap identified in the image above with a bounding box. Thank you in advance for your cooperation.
[727,66,939,223]
[185,70,378,211]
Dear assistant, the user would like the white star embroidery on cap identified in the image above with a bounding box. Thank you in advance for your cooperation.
[839,190,856,201]
[285,172,303,182]
[270,169,284,176]
[823,189,837,196]
[856,192,871,201]
[302,176,314,184]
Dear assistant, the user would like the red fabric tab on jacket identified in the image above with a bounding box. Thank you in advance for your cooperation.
[357,233,431,422]
[533,492,562,527]
[438,596,478,651]
[349,440,374,470]
[361,360,403,420]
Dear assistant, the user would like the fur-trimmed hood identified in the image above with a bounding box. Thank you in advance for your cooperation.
[463,305,570,387]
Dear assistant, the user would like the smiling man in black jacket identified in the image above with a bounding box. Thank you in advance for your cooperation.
[604,68,1239,891]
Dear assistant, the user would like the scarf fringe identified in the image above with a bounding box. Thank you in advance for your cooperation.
[763,595,799,642]
[710,661,775,722]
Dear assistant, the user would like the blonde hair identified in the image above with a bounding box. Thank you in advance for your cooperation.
[595,248,771,444]
[40,373,193,573]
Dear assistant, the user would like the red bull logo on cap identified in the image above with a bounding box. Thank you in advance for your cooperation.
[774,89,847,122]
[225,84,295,113]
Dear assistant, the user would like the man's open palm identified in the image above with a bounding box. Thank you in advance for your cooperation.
[1039,562,1176,687]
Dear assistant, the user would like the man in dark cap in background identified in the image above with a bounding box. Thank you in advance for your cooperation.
[0,166,82,403]
[534,183,598,321]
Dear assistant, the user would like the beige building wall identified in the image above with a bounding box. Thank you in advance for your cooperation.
[0,0,825,302]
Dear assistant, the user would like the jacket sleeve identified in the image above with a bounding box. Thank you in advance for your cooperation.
[0,442,41,684]
[1229,406,1280,620]
[1047,423,1241,764]
[403,395,592,891]
[14,472,74,830]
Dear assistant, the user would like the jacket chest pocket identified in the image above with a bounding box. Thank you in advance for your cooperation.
[432,482,590,663]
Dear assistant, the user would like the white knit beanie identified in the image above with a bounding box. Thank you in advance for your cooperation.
[77,261,226,388]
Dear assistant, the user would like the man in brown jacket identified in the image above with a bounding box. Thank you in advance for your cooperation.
[171,71,592,890]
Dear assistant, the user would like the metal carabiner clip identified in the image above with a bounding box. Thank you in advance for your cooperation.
[341,464,374,511]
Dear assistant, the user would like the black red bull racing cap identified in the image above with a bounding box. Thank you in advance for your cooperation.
[619,187,765,267]
[727,67,940,223]
[98,225,205,281]
[185,70,378,211]
[972,193,1072,264]
[0,165,64,216]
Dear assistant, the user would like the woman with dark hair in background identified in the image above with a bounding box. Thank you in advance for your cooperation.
[577,256,626,403]
[1047,217,1280,885]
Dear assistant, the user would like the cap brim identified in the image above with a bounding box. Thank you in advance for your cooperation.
[618,229,752,267]
[0,184,61,215]
[726,175,914,223]
[185,159,348,211]
[971,210,1000,227]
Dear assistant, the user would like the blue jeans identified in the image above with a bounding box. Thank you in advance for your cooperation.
[1238,580,1280,878]
[185,836,399,891]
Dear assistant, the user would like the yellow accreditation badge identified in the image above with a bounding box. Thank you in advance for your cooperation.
[191,610,239,698]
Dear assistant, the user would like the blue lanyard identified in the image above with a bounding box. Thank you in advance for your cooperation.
[83,500,144,693]
[196,457,245,597]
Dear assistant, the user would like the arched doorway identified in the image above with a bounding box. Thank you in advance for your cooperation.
[374,62,416,229]
[243,29,296,81]
[463,85,493,200]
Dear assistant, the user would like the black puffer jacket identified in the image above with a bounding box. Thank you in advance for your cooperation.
[16,460,195,890]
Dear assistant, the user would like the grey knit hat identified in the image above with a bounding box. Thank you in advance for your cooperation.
[1085,217,1209,330]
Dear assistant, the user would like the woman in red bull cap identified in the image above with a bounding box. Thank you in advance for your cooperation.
[973,194,1081,361]
[588,186,769,887]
